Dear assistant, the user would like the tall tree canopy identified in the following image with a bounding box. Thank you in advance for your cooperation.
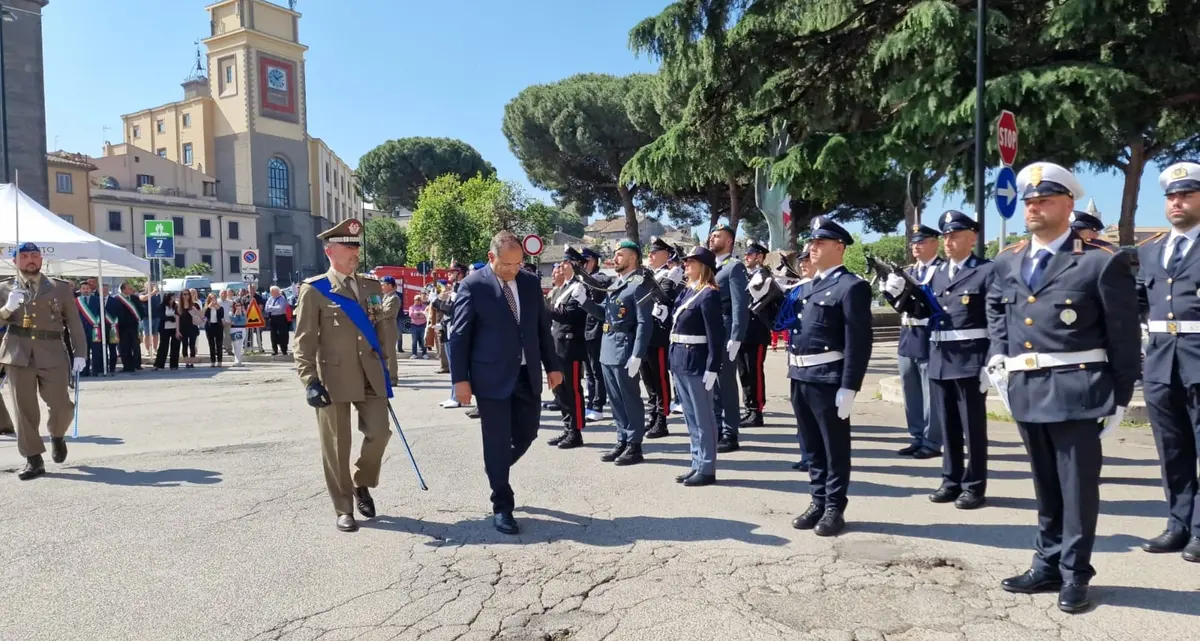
[356,137,496,213]
[362,218,408,270]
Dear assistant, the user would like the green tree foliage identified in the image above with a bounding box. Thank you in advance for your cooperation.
[162,262,212,279]
[362,218,409,270]
[863,235,911,267]
[356,137,496,213]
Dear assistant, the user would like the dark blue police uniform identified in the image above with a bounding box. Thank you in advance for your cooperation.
[710,224,750,452]
[1136,161,1200,561]
[785,217,872,537]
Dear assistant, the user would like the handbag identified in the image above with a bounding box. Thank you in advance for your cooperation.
[424,325,436,346]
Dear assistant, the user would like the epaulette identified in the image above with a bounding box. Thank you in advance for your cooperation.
[1083,239,1114,254]
[302,275,325,285]
[997,239,1027,256]
[359,273,379,281]
[1137,232,1166,247]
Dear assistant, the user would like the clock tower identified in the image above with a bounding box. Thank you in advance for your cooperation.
[203,0,317,285]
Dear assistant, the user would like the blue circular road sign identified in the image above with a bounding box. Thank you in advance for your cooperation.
[994,166,1019,220]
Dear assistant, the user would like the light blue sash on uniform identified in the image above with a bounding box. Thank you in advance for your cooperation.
[309,277,394,398]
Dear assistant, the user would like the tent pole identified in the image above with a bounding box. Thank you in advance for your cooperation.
[99,257,107,375]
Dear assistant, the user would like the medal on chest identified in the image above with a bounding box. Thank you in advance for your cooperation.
[1060,309,1077,325]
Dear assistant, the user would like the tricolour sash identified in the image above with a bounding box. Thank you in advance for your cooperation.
[117,295,141,321]
[309,277,394,398]
[77,297,102,342]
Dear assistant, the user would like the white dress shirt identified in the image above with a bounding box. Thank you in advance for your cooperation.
[1162,225,1200,269]
[1022,228,1072,284]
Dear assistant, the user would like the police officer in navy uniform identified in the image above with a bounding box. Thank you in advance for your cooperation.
[708,224,750,452]
[547,249,591,450]
[738,240,772,428]
[580,248,611,421]
[1069,210,1108,245]
[882,224,944,459]
[1137,161,1200,562]
[786,217,872,537]
[987,162,1140,613]
[891,212,993,509]
[643,236,683,439]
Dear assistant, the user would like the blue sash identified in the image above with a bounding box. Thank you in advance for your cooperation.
[310,277,394,398]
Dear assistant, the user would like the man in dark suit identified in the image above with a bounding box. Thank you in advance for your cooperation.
[987,161,1139,613]
[450,231,563,535]
[106,282,141,374]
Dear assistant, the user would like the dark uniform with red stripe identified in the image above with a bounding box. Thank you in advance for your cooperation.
[546,276,590,449]
[642,262,682,438]
[739,262,772,427]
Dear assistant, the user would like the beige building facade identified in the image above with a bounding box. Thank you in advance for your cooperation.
[309,138,361,225]
[46,151,96,232]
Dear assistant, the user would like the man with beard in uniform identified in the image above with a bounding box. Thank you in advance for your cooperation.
[708,224,750,452]
[580,248,611,422]
[546,253,590,449]
[988,161,1138,612]
[643,236,684,439]
[739,240,772,428]
[1137,161,1200,563]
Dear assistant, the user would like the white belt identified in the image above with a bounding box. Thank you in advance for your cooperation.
[788,351,844,368]
[1147,320,1200,334]
[901,318,929,327]
[670,333,707,345]
[1004,349,1108,372]
[929,328,988,343]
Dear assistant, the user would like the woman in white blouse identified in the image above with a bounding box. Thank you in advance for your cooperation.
[203,293,226,367]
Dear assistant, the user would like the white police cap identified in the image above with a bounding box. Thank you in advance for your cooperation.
[1159,162,1200,196]
[1015,162,1085,201]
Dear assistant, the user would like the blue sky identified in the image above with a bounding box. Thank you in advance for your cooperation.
[42,0,1177,241]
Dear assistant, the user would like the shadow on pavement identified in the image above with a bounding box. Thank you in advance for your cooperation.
[850,521,1145,554]
[48,465,222,487]
[1094,585,1200,615]
[986,495,1166,520]
[60,436,125,446]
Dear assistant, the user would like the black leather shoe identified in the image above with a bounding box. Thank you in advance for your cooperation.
[716,435,739,453]
[791,504,823,530]
[814,509,845,537]
[791,459,810,472]
[1058,583,1092,613]
[954,491,986,510]
[897,443,921,456]
[493,511,519,535]
[547,430,569,446]
[336,514,358,532]
[0,426,14,436]
[928,487,961,503]
[645,423,669,439]
[17,455,45,481]
[683,473,716,487]
[51,437,67,464]
[1141,529,1189,553]
[1183,537,1200,562]
[614,443,644,466]
[601,442,627,462]
[557,430,583,449]
[543,401,561,412]
[739,411,763,428]
[354,487,376,519]
[675,470,696,483]
[912,447,941,459]
[1001,569,1062,594]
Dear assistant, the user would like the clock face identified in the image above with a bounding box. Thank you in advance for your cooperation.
[266,66,287,91]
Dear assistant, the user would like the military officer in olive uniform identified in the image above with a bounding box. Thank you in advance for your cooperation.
[643,236,683,439]
[378,276,402,385]
[786,218,872,537]
[575,239,654,465]
[0,242,88,480]
[1137,161,1200,563]
[293,218,394,532]
[987,162,1140,613]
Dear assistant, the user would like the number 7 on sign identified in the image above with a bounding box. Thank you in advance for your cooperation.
[156,239,163,251]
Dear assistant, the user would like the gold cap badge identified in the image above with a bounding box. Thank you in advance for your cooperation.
[912,224,921,232]
[1030,165,1043,186]
[1172,166,1188,179]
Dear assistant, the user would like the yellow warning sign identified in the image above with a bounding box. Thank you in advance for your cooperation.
[245,299,266,329]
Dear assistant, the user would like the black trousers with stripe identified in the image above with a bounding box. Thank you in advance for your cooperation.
[641,345,671,427]
[738,343,768,413]
[553,358,586,432]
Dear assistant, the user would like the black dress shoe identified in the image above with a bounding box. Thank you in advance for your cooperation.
[814,509,846,537]
[336,514,358,532]
[51,437,67,464]
[896,443,921,456]
[791,504,823,530]
[547,430,569,446]
[739,411,763,428]
[682,473,716,487]
[1001,569,1062,594]
[716,435,739,453]
[614,443,644,466]
[557,430,583,449]
[354,487,376,519]
[17,455,45,481]
[791,459,810,472]
[0,426,14,436]
[1141,529,1189,553]
[1183,537,1200,562]
[493,511,519,535]
[928,487,961,503]
[675,470,696,483]
[954,491,986,510]
[645,424,669,439]
[1058,583,1092,613]
[600,442,627,462]
[912,447,941,459]
[543,401,561,411]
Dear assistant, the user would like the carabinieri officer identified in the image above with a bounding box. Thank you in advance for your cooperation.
[546,249,591,450]
[787,217,872,537]
[643,236,683,439]
[1137,161,1200,563]
[739,240,773,428]
[988,161,1139,613]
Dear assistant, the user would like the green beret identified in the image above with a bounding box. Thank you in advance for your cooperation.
[616,239,641,254]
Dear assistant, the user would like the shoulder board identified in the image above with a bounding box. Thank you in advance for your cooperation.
[1084,239,1115,254]
[50,276,72,285]
[358,273,379,281]
[1137,232,1166,247]
[302,275,326,285]
[627,274,645,286]
[997,239,1027,256]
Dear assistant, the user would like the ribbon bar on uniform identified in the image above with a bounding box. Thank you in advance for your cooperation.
[930,328,988,343]
[1004,348,1108,372]
[1147,320,1200,334]
[787,351,845,368]
[669,333,707,344]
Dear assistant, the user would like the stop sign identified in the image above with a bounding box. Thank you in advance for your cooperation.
[997,110,1018,166]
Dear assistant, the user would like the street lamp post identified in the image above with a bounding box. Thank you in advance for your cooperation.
[0,8,15,183]
[973,0,987,255]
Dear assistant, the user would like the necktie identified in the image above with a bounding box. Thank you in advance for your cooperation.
[1167,236,1188,275]
[1027,249,1051,290]
[501,280,520,323]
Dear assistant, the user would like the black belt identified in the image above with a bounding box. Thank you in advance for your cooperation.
[8,326,63,340]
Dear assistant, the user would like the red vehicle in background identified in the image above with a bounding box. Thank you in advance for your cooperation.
[369,265,457,329]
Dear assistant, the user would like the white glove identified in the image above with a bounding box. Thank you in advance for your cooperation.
[981,355,1005,393]
[883,274,905,297]
[626,356,641,378]
[72,357,87,374]
[703,370,717,390]
[570,283,587,305]
[652,303,668,322]
[835,388,856,420]
[1100,406,1126,439]
[4,290,24,312]
[727,340,741,362]
[748,272,770,302]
